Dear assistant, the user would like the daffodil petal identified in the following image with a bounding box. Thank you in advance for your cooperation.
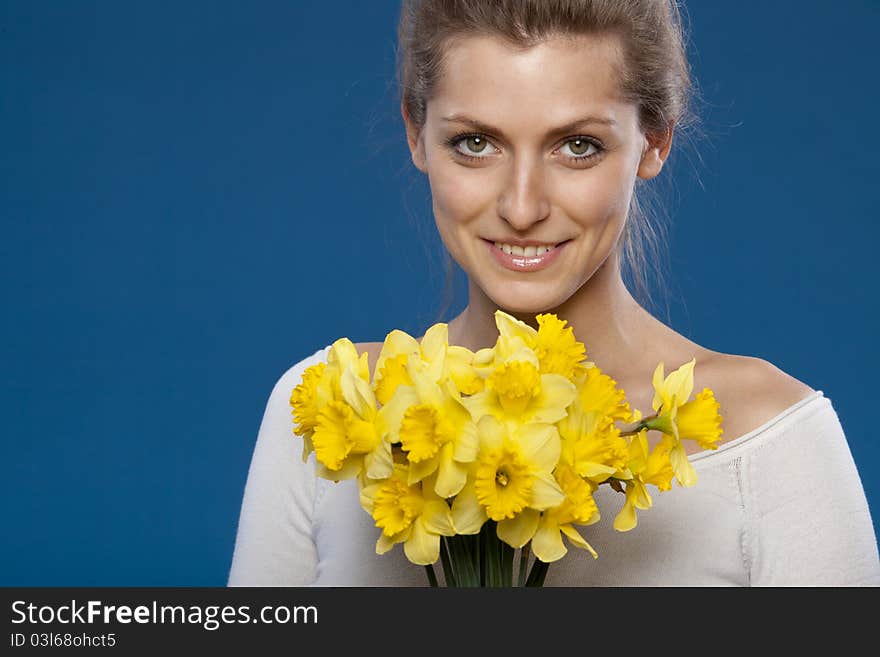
[452,420,479,463]
[364,441,393,480]
[375,385,419,440]
[340,364,376,419]
[651,362,666,412]
[530,374,577,423]
[435,447,467,498]
[407,454,438,485]
[613,497,638,532]
[421,501,455,536]
[329,338,360,372]
[377,329,420,369]
[668,358,696,407]
[404,520,441,565]
[420,323,448,363]
[476,414,505,452]
[359,483,379,513]
[451,483,487,535]
[497,508,539,548]
[412,371,444,409]
[670,442,698,487]
[316,457,362,482]
[300,434,314,463]
[577,462,618,479]
[531,525,567,563]
[560,525,598,559]
[516,423,560,470]
[376,532,397,555]
[529,472,566,509]
[633,479,653,510]
[495,309,538,344]
[460,390,495,424]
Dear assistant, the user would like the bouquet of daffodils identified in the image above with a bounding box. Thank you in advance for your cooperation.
[290,311,723,586]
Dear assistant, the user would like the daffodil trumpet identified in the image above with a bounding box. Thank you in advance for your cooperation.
[290,310,723,586]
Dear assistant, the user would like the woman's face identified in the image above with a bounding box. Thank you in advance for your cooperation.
[404,33,670,314]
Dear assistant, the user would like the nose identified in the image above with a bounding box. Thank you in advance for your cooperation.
[497,156,551,231]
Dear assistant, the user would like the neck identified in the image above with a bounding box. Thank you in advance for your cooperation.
[445,251,659,374]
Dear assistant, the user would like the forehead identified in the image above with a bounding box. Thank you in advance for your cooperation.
[430,33,631,129]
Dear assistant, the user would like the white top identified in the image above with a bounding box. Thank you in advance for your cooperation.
[228,345,880,587]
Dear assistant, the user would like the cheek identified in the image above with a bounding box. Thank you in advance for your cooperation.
[555,165,634,228]
[428,169,491,227]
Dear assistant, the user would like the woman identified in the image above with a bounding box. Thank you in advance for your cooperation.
[228,0,880,586]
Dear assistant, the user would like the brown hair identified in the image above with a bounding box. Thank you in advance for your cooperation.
[396,0,703,325]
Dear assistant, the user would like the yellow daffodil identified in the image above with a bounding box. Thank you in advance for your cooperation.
[378,353,478,497]
[446,344,487,396]
[308,340,393,481]
[461,341,577,434]
[676,388,725,450]
[612,430,675,531]
[643,359,723,487]
[574,362,635,424]
[493,310,588,381]
[451,415,565,549]
[290,338,366,462]
[293,316,719,576]
[373,323,487,402]
[360,466,455,565]
[532,464,600,562]
[557,366,632,484]
[290,361,326,462]
[373,327,436,405]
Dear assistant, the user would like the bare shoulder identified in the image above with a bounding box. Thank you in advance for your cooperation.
[701,352,817,442]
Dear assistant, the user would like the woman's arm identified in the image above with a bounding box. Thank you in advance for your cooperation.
[746,399,880,586]
[227,355,323,586]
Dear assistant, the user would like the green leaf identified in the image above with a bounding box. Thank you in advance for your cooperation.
[440,537,457,587]
[424,564,438,587]
[517,543,531,587]
[525,556,549,587]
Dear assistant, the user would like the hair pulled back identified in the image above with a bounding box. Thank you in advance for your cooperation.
[397,0,701,322]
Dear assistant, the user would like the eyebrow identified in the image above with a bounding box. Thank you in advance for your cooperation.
[441,113,617,138]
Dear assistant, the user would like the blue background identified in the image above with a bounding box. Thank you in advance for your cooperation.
[2,1,877,585]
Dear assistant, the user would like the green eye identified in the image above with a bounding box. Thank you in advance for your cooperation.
[464,136,488,154]
[568,138,592,155]
[446,133,497,160]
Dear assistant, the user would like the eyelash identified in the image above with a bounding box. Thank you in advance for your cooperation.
[444,132,605,165]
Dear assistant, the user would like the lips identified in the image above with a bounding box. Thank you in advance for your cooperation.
[484,238,569,272]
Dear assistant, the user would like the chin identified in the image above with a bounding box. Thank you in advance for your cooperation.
[484,283,567,317]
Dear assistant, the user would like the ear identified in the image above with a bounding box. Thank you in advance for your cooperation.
[401,99,428,173]
[637,124,674,180]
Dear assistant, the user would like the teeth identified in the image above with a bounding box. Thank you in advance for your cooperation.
[493,241,556,256]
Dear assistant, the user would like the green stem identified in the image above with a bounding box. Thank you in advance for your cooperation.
[500,539,514,587]
[475,527,484,586]
[424,564,438,587]
[449,535,479,587]
[517,543,531,587]
[440,537,457,587]
[619,420,649,437]
[479,523,488,586]
[525,556,550,587]
[486,521,501,587]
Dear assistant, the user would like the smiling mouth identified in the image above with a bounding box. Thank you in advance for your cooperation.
[482,238,571,273]
[483,238,571,257]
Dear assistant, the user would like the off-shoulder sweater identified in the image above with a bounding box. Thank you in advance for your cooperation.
[228,345,880,586]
